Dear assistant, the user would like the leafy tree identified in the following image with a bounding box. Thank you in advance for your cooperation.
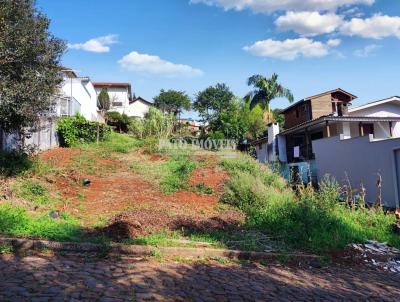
[0,0,65,133]
[242,102,267,141]
[154,89,191,117]
[194,83,234,124]
[272,108,285,130]
[97,88,110,111]
[246,73,294,112]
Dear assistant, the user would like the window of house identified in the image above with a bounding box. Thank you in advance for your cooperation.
[258,144,262,150]
[112,102,123,107]
[362,124,374,135]
[295,108,299,118]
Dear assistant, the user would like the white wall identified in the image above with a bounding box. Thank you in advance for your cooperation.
[349,103,400,118]
[126,100,151,118]
[94,87,130,115]
[61,78,101,121]
[346,102,400,139]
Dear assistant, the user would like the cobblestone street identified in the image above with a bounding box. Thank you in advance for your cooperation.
[0,253,399,301]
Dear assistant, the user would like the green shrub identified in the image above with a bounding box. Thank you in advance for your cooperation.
[106,112,131,133]
[220,155,400,252]
[57,114,111,147]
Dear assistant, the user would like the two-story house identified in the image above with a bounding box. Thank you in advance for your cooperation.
[253,88,400,192]
[93,82,132,115]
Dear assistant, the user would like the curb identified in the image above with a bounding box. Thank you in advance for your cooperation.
[0,236,322,262]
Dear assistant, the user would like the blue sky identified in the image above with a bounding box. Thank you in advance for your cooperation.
[37,0,400,117]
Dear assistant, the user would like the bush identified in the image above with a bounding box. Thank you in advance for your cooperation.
[57,114,111,147]
[220,155,400,252]
[106,112,131,133]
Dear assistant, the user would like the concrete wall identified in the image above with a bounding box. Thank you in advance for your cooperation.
[126,100,150,118]
[255,141,268,163]
[1,118,59,152]
[312,135,400,208]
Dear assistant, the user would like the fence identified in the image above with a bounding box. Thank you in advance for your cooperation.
[0,118,59,152]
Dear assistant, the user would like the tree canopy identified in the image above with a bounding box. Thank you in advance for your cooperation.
[154,89,191,117]
[0,0,65,132]
[246,73,294,112]
[194,83,267,141]
[193,83,234,124]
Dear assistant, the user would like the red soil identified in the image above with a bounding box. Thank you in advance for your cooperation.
[39,148,238,239]
[38,148,80,167]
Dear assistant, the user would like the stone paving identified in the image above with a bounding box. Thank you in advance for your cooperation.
[0,253,399,302]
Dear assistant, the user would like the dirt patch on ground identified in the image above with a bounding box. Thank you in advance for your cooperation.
[38,147,241,238]
[148,154,167,162]
[39,148,80,167]
[101,208,245,240]
[189,166,228,194]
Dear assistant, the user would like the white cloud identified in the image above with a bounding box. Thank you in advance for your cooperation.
[353,44,381,57]
[118,51,203,77]
[244,38,340,60]
[275,11,343,36]
[68,35,118,53]
[327,38,341,46]
[340,14,400,39]
[190,0,374,13]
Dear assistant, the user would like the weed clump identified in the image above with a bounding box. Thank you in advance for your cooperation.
[220,154,400,252]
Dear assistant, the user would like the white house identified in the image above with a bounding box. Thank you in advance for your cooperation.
[348,96,400,138]
[60,69,103,122]
[93,82,132,115]
[125,96,153,118]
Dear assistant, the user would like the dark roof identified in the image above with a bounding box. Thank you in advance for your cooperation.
[280,115,400,136]
[130,96,153,105]
[282,88,357,114]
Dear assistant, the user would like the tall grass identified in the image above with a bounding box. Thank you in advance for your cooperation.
[221,154,400,252]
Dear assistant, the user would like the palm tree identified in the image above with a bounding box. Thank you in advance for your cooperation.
[246,73,294,112]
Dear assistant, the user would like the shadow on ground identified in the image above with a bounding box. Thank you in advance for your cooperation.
[0,251,399,301]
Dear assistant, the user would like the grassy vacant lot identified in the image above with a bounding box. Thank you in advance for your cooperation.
[0,132,398,254]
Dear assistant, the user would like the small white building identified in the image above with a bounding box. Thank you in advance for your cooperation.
[93,82,132,115]
[126,96,153,118]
